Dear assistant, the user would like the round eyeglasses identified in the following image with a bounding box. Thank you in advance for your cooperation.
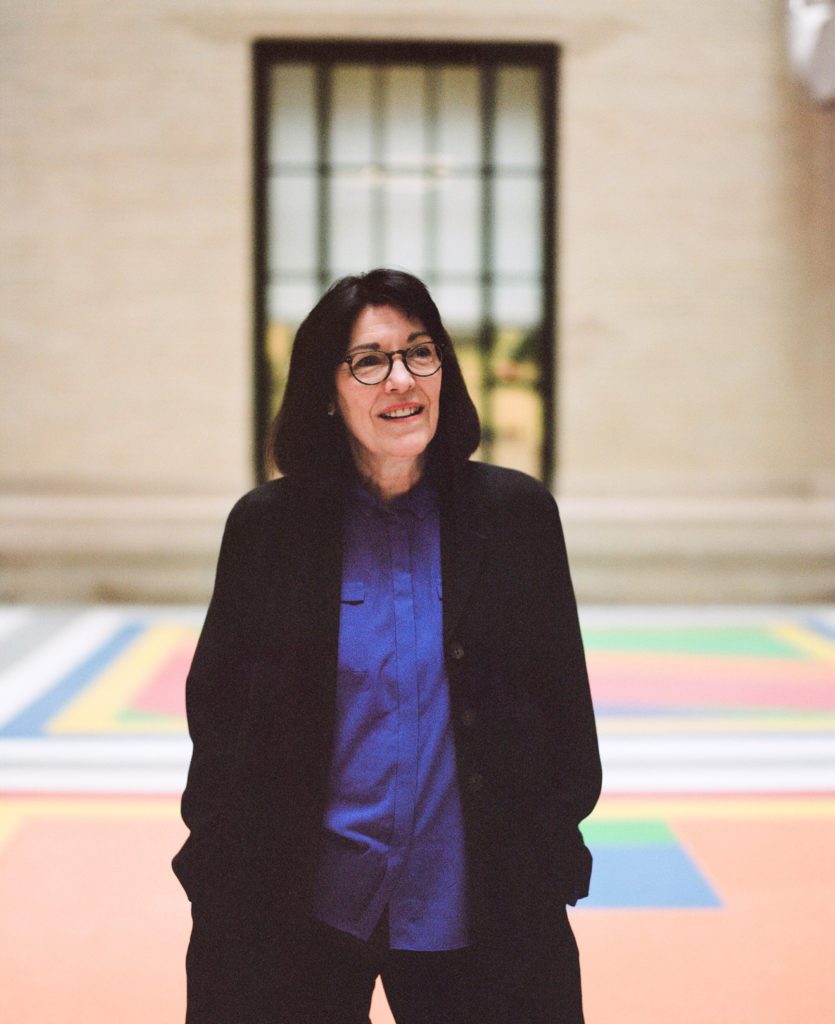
[342,340,444,385]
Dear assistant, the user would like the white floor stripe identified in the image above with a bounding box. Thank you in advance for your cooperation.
[600,735,835,762]
[601,766,835,793]
[0,607,34,642]
[0,609,129,726]
[0,737,192,794]
[0,767,189,794]
[0,605,832,797]
[2,765,833,796]
[0,736,191,762]
[578,604,835,628]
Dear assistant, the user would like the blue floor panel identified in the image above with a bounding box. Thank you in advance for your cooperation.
[581,843,722,909]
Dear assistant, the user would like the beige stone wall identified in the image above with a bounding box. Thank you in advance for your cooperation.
[562,6,811,496]
[555,1,835,600]
[1,0,833,601]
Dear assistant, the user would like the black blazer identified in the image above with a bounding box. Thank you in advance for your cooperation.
[173,461,601,1013]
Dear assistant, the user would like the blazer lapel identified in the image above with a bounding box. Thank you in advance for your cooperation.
[254,478,345,711]
[440,465,490,642]
[288,478,345,685]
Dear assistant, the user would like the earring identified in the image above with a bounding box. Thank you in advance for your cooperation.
[327,403,335,417]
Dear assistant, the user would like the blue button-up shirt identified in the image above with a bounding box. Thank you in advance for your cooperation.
[312,477,469,950]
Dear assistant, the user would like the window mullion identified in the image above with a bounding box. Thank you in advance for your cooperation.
[316,65,331,290]
[478,63,497,464]
[371,66,385,267]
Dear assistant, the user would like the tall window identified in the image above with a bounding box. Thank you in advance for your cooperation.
[253,41,557,480]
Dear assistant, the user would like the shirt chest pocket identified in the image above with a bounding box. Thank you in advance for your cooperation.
[341,581,366,607]
[337,581,368,677]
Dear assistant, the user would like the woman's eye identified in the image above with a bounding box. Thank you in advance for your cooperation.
[409,344,432,360]
[354,354,384,369]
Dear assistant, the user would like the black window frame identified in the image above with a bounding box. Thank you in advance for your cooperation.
[252,38,559,483]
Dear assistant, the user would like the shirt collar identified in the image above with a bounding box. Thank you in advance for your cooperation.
[350,474,438,520]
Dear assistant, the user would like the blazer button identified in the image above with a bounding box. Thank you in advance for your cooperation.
[460,708,477,728]
[467,771,485,793]
[450,641,465,661]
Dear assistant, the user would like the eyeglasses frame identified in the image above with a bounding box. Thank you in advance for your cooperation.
[341,339,445,385]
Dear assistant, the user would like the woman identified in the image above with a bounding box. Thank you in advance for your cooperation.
[173,269,601,1024]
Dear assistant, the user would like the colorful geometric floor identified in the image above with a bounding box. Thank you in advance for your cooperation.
[1,605,834,1023]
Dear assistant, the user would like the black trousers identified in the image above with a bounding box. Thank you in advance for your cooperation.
[293,920,473,1024]
[286,909,585,1024]
[186,895,585,1024]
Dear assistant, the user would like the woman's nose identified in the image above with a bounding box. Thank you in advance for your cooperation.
[385,354,415,390]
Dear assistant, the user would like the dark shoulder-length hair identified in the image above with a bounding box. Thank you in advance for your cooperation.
[267,268,481,481]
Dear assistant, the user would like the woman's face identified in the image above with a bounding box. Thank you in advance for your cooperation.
[334,304,442,485]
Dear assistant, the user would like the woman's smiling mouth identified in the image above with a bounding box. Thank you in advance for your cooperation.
[379,404,424,420]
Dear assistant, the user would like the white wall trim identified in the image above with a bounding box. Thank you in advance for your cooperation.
[0,493,234,558]
[1,491,833,603]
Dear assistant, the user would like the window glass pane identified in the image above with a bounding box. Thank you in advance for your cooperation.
[432,287,483,458]
[437,175,481,275]
[491,382,543,478]
[330,65,374,164]
[260,49,553,482]
[493,67,542,170]
[437,68,480,171]
[489,319,543,478]
[329,172,374,274]
[383,177,426,274]
[270,64,317,166]
[493,282,542,331]
[433,282,482,329]
[266,278,318,417]
[267,279,318,325]
[383,66,427,167]
[267,174,317,274]
[493,176,542,276]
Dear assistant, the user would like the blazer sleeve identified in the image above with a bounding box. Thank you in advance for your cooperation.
[544,494,601,828]
[540,491,602,901]
[522,487,601,903]
[172,500,251,901]
[461,468,601,907]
